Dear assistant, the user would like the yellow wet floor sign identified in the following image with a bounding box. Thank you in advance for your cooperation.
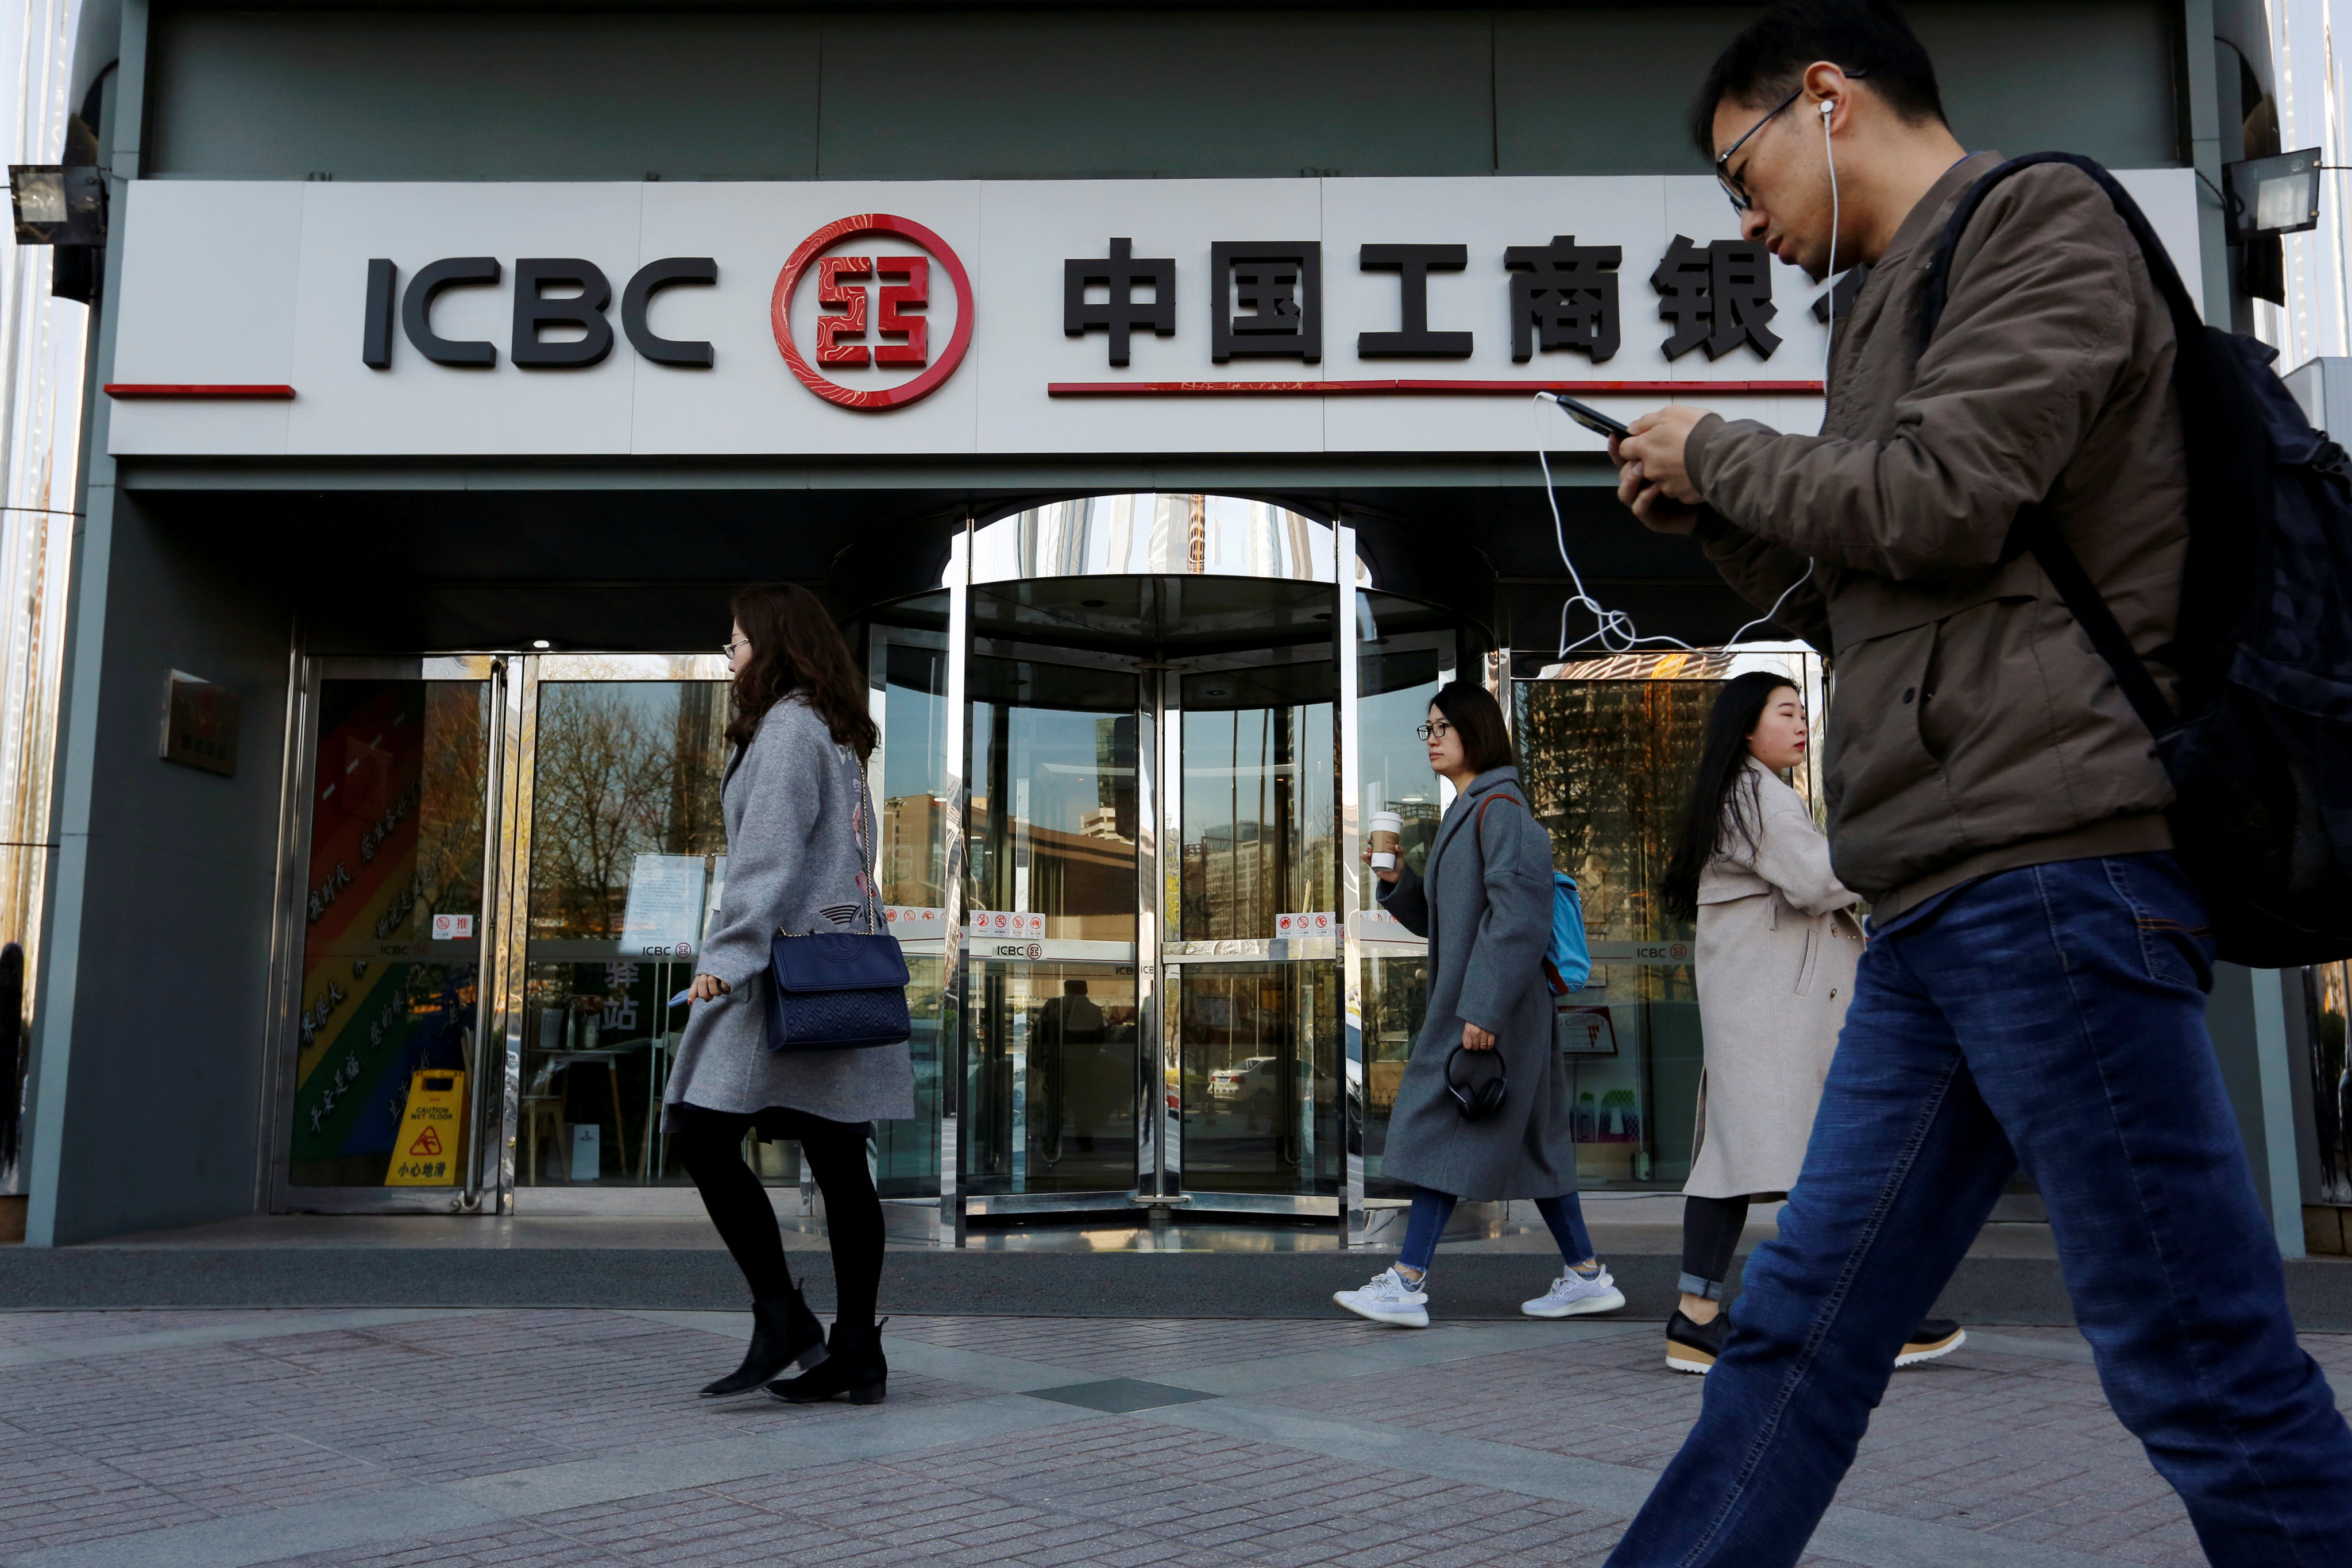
[385,1069,465,1185]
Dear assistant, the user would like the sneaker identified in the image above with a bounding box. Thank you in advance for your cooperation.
[1666,1307,1729,1374]
[1896,1319,1966,1368]
[1521,1266,1627,1319]
[1334,1267,1430,1328]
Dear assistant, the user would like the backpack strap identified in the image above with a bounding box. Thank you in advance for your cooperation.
[1473,789,1525,846]
[1920,153,2202,345]
[1917,152,2195,741]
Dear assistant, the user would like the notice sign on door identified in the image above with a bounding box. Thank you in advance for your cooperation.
[1276,912,1336,937]
[384,1068,465,1185]
[1557,1006,1619,1057]
[970,910,1045,938]
[886,906,947,938]
[622,853,705,956]
[430,912,474,940]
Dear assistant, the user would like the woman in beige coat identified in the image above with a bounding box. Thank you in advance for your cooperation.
[1659,673,1960,1375]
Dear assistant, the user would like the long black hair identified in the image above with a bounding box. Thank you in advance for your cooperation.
[1660,671,1799,922]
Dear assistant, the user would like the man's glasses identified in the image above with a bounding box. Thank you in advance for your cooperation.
[1714,71,1866,215]
[1415,720,1454,741]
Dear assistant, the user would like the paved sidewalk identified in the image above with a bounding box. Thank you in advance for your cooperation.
[1,1306,2343,1568]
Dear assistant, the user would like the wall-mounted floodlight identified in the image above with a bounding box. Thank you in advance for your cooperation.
[8,165,105,245]
[2224,148,2324,240]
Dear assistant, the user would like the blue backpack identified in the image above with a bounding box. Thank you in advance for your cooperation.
[1544,872,1591,997]
[1921,153,2352,965]
[1473,791,1593,994]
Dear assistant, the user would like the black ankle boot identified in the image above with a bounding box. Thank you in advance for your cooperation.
[767,1319,889,1405]
[700,1289,827,1397]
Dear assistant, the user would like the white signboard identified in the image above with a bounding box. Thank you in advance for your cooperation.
[106,172,2201,461]
[620,853,705,956]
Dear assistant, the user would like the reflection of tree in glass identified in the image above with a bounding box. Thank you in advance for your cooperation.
[412,685,489,929]
[1515,681,1713,944]
[531,684,730,940]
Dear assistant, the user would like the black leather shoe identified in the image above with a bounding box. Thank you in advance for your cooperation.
[1897,1319,1967,1368]
[1666,1307,1730,1375]
[768,1319,889,1405]
[700,1289,827,1397]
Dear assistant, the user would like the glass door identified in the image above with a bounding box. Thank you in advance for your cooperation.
[962,646,1143,1210]
[505,655,734,1199]
[1164,644,1343,1212]
[267,657,501,1211]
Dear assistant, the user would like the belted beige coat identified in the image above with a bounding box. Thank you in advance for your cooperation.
[1687,759,1865,1199]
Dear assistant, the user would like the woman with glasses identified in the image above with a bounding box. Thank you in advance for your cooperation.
[1335,681,1621,1327]
[669,583,913,1405]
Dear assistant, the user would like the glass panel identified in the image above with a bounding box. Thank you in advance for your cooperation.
[877,640,951,913]
[966,961,1140,1194]
[1178,662,1336,939]
[968,657,1138,943]
[877,953,945,1197]
[2312,962,2352,1204]
[288,680,489,1187]
[521,679,729,1186]
[1514,678,1714,1187]
[1360,952,1432,1199]
[1177,961,1340,1195]
[1356,644,1446,907]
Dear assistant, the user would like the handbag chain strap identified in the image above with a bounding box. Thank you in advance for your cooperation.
[849,747,882,936]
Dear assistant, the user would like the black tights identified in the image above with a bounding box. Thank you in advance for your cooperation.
[1680,1194,1754,1301]
[671,1103,885,1330]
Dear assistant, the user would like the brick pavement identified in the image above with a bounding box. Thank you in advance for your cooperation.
[0,1307,2342,1567]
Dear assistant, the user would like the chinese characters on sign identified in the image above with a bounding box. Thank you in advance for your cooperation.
[1208,241,1322,362]
[1061,234,1791,370]
[1652,236,1781,360]
[1064,238,1175,367]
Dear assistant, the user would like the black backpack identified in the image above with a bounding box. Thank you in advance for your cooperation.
[1919,152,2352,967]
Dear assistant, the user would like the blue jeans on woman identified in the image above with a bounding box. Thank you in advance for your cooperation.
[1400,1185,1595,1275]
[1606,853,2352,1567]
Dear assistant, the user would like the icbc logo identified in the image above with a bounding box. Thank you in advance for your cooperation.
[771,214,974,411]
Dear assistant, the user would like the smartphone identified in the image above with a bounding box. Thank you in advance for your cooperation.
[1548,392,1630,440]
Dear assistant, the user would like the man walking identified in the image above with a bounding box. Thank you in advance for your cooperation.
[1607,2,2352,1563]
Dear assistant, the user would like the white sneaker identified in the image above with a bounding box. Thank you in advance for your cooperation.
[1334,1267,1430,1328]
[1521,1266,1627,1319]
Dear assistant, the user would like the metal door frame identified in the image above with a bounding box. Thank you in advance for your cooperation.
[262,654,507,1215]
[491,652,741,1217]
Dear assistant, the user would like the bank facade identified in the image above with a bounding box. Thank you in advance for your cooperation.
[14,0,2324,1251]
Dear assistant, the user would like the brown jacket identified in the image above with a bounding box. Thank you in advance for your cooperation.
[1686,151,2187,917]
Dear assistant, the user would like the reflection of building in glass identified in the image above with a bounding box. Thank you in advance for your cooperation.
[882,794,948,909]
[963,798,1136,940]
[1177,821,1335,937]
[1080,805,1127,840]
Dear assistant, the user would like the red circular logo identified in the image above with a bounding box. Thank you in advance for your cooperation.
[770,214,974,410]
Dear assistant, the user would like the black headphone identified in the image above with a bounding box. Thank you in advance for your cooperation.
[1446,1046,1509,1121]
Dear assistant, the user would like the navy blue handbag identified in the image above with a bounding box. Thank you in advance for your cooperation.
[760,766,912,1053]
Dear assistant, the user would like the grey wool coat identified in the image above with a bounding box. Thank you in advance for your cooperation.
[1374,767,1579,1201]
[663,694,916,1126]
[1686,759,1864,1198]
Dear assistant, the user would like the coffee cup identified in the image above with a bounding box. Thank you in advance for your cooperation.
[1369,810,1403,868]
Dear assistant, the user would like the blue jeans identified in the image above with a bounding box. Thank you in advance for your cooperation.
[1608,853,2352,1567]
[1399,1186,1595,1275]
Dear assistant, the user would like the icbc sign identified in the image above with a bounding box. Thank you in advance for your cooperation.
[770,214,974,411]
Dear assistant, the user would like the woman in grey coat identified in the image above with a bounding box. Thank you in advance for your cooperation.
[1335,681,1624,1327]
[671,583,914,1405]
